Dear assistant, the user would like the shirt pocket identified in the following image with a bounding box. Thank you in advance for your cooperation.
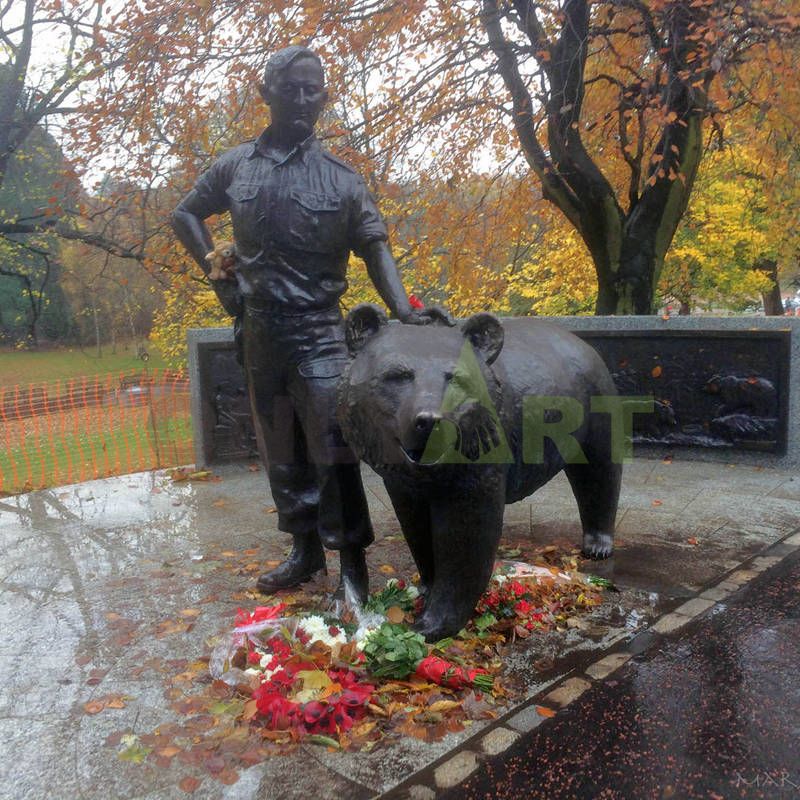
[285,188,346,253]
[225,183,261,241]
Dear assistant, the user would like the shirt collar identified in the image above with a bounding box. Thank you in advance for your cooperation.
[249,127,319,164]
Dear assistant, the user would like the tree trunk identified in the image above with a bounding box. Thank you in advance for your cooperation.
[481,0,710,318]
[125,297,137,341]
[752,258,783,316]
[92,301,102,358]
[590,233,661,314]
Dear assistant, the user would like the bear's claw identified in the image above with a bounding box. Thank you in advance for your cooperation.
[581,531,614,560]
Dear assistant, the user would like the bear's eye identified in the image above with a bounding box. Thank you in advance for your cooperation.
[449,369,471,386]
[383,367,414,382]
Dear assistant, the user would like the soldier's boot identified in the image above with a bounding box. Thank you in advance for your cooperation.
[256,532,326,593]
[333,545,369,606]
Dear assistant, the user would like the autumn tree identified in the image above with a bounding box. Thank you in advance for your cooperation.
[480,0,800,313]
[59,186,166,356]
[0,113,74,345]
[0,1,108,243]
[0,0,791,338]
[659,39,800,314]
[0,0,182,351]
[70,0,797,322]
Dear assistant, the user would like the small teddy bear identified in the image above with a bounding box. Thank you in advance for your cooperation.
[205,241,237,281]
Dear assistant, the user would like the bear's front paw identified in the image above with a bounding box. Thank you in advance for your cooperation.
[582,531,614,560]
[453,403,501,461]
[412,610,463,643]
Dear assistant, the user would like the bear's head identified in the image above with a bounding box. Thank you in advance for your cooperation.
[337,304,510,480]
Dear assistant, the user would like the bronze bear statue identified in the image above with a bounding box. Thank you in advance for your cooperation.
[338,305,622,641]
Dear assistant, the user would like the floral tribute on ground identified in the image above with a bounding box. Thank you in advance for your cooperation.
[208,562,606,750]
[103,552,610,790]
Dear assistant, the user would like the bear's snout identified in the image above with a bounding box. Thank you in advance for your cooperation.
[414,411,441,436]
[399,410,447,465]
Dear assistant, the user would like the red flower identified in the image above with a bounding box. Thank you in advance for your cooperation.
[265,635,292,661]
[331,705,356,732]
[302,700,328,725]
[328,668,353,686]
[514,599,534,616]
[408,294,424,309]
[262,667,293,690]
[415,655,492,690]
[328,625,341,637]
[508,581,526,597]
[327,669,368,689]
[416,655,466,688]
[301,701,339,734]
[247,650,263,665]
[339,685,373,707]
[235,603,287,628]
[253,688,295,729]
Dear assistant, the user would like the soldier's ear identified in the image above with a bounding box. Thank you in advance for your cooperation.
[462,313,504,365]
[346,304,389,355]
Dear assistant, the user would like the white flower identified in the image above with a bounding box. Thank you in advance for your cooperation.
[298,615,348,648]
[387,577,419,598]
[244,667,260,677]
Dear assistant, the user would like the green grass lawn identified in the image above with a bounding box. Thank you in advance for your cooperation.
[0,410,193,495]
[0,342,170,387]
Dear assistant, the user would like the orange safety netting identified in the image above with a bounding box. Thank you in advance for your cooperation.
[0,369,193,496]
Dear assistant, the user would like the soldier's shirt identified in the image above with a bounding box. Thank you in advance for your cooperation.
[175,128,388,311]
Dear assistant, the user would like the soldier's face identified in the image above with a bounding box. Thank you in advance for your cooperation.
[262,58,328,140]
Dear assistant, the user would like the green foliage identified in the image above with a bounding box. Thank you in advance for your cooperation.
[362,623,427,679]
[0,107,76,345]
[364,581,418,615]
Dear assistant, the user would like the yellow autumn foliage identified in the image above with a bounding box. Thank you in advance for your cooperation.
[661,144,784,310]
[150,277,230,367]
[501,214,596,317]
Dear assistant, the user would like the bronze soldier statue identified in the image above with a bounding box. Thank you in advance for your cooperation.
[172,46,428,602]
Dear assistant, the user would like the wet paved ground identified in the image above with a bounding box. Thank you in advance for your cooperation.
[1,459,798,799]
[440,551,800,800]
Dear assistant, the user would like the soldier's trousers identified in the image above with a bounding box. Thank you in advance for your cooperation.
[241,299,374,550]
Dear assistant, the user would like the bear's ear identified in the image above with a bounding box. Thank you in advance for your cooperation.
[345,304,389,355]
[461,313,504,365]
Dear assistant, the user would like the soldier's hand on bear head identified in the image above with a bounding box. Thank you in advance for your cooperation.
[400,305,456,327]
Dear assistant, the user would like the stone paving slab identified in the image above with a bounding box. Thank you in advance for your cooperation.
[1,457,798,799]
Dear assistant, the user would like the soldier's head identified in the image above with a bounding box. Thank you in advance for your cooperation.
[259,46,328,141]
